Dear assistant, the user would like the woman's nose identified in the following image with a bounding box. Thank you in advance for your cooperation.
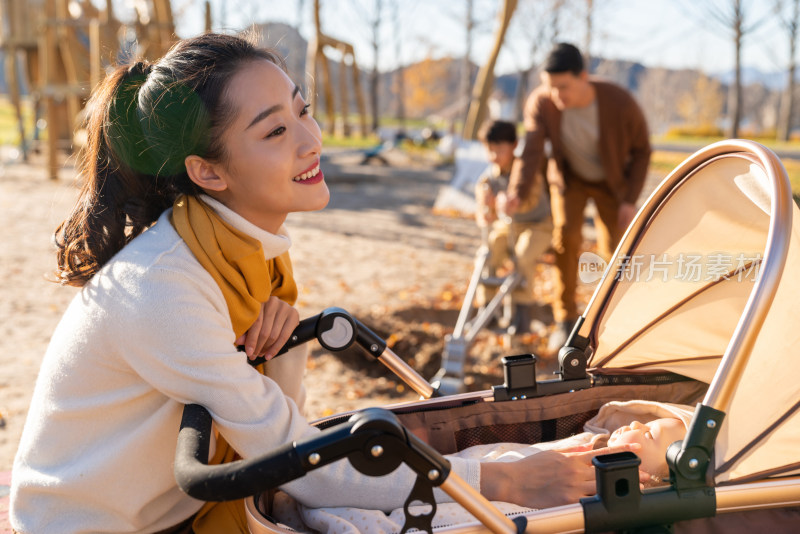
[630,421,645,430]
[296,121,322,158]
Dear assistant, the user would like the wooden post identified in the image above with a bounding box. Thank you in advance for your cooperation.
[205,1,212,32]
[318,46,335,135]
[55,0,83,130]
[338,47,350,136]
[41,0,59,179]
[89,18,101,90]
[463,0,517,140]
[350,51,367,137]
[152,0,175,56]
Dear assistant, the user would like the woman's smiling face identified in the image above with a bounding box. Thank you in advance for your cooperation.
[607,418,685,477]
[208,59,329,233]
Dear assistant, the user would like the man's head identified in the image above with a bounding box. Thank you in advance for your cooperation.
[478,120,518,174]
[541,42,592,110]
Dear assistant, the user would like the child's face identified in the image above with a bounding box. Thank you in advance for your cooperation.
[485,141,516,173]
[606,418,685,476]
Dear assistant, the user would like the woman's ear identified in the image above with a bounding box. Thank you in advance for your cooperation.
[185,155,227,192]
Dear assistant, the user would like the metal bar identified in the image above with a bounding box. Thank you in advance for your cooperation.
[378,347,435,399]
[453,246,491,338]
[439,473,519,534]
[702,141,792,411]
[465,272,522,344]
[714,476,800,512]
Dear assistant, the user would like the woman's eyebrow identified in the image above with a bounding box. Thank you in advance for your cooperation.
[245,86,301,130]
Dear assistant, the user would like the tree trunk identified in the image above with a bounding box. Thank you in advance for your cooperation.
[393,1,406,135]
[462,0,474,126]
[584,0,593,71]
[462,0,518,140]
[778,0,799,141]
[729,0,743,138]
[370,0,381,133]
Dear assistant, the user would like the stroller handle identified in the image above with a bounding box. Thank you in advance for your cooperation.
[248,307,437,399]
[175,404,523,533]
[175,404,423,501]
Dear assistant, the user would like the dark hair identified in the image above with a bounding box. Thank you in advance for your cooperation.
[478,120,517,144]
[543,42,584,75]
[55,33,285,287]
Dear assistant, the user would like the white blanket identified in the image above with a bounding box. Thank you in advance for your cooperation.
[271,400,695,533]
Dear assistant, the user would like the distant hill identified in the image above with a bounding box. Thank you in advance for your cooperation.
[712,66,787,91]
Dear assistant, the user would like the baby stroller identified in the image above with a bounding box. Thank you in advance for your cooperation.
[175,140,800,533]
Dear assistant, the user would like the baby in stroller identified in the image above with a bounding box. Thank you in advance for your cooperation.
[271,400,691,533]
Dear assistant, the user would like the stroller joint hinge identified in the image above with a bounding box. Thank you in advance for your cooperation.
[666,403,724,492]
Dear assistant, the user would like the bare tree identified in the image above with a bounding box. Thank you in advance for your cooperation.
[369,0,382,133]
[584,0,593,69]
[392,0,406,135]
[697,0,771,137]
[775,0,800,141]
[507,0,570,121]
[462,0,476,125]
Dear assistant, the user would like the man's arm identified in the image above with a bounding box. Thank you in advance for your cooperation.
[621,97,652,206]
[507,90,548,211]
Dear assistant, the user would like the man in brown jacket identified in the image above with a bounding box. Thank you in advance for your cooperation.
[505,43,651,352]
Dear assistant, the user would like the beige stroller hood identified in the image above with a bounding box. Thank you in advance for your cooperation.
[581,140,800,485]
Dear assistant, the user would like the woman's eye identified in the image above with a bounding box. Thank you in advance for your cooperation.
[266,126,286,138]
[300,103,311,116]
[644,431,653,440]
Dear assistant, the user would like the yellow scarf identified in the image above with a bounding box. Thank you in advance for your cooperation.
[170,194,297,532]
[171,194,297,337]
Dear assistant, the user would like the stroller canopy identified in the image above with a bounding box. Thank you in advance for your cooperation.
[586,145,800,484]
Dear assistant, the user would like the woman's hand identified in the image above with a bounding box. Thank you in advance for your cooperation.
[480,443,644,509]
[235,297,300,361]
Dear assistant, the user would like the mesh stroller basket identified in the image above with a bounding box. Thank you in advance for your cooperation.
[176,140,800,533]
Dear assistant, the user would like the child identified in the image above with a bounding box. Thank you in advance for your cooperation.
[474,119,551,333]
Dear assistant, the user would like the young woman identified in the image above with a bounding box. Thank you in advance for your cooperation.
[10,33,638,534]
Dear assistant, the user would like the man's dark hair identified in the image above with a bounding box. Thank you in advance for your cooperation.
[478,120,517,144]
[543,42,584,75]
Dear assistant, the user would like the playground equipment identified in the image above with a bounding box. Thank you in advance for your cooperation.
[0,0,176,179]
[307,0,368,137]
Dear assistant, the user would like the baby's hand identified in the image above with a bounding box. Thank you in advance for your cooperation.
[235,297,300,361]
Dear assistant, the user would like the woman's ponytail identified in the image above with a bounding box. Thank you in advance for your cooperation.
[55,61,183,287]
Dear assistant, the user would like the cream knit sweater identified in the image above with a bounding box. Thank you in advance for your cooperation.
[10,197,480,533]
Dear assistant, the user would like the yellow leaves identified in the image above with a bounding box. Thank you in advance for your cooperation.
[402,56,457,118]
[386,333,400,348]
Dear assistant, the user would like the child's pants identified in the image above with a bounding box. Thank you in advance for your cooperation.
[476,219,553,306]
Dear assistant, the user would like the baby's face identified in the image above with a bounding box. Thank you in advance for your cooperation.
[607,418,685,476]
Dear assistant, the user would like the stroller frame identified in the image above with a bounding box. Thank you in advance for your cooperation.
[433,223,526,396]
[175,140,800,533]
